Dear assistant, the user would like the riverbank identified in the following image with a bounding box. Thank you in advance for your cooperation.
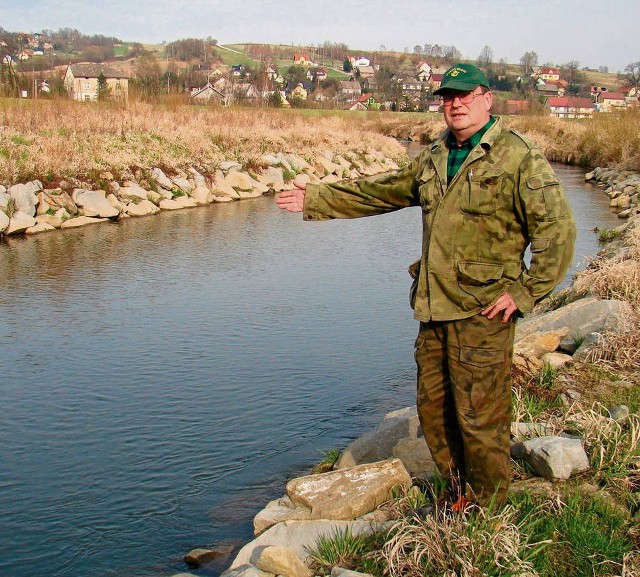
[0,150,403,236]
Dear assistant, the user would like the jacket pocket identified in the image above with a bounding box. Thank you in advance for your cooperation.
[416,167,440,213]
[460,169,504,216]
[526,172,566,221]
[457,260,504,309]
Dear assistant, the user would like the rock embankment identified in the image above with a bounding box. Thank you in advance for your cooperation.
[0,150,401,237]
[585,166,640,220]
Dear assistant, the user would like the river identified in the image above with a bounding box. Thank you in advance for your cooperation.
[0,164,621,577]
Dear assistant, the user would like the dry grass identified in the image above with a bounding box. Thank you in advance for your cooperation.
[572,225,640,369]
[380,502,538,577]
[0,99,406,185]
[359,107,640,171]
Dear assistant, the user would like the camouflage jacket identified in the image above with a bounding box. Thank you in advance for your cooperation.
[303,116,576,322]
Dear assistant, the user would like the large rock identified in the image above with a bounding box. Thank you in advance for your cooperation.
[61,216,108,228]
[514,327,568,359]
[74,190,119,218]
[224,171,257,192]
[190,185,214,205]
[159,197,198,210]
[286,458,411,520]
[223,520,377,574]
[516,297,630,349]
[119,182,151,202]
[391,437,436,478]
[36,214,63,228]
[171,176,193,193]
[151,167,174,190]
[5,211,37,235]
[0,189,8,210]
[256,546,313,577]
[125,199,161,217]
[336,406,420,468]
[521,436,590,480]
[45,191,78,215]
[8,182,41,216]
[253,495,312,535]
[26,222,56,234]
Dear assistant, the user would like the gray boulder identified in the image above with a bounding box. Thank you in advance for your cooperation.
[517,297,629,351]
[336,406,420,468]
[8,182,41,216]
[74,190,119,218]
[521,436,590,480]
[5,211,37,235]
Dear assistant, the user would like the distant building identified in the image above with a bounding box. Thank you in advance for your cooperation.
[64,63,130,101]
[595,92,627,112]
[535,66,561,81]
[546,97,594,118]
[190,83,226,105]
[506,99,530,115]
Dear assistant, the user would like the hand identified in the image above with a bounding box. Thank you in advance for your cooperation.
[481,293,519,323]
[276,179,307,213]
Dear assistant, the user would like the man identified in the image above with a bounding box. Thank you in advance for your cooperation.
[276,63,575,508]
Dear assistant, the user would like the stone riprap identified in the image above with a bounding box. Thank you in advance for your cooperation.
[585,166,640,219]
[0,151,401,237]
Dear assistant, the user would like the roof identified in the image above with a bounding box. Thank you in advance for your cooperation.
[547,97,593,108]
[68,63,130,79]
[357,93,373,102]
[601,92,626,100]
[538,66,560,75]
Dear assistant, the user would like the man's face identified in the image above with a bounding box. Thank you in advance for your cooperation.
[442,88,492,143]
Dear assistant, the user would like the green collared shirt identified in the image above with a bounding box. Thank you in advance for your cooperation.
[446,116,497,183]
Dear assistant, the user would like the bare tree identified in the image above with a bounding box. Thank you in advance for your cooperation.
[477,45,494,68]
[519,51,538,75]
[621,61,640,87]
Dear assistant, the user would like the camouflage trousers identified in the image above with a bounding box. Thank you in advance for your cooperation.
[414,314,515,505]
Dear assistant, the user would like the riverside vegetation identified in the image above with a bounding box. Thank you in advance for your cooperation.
[2,99,639,576]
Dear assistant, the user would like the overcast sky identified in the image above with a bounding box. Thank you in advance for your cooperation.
[3,0,637,72]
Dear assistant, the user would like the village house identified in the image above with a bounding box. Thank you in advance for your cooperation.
[355,65,375,78]
[338,80,362,102]
[293,54,314,66]
[417,61,432,82]
[190,83,226,105]
[618,85,640,106]
[535,82,561,97]
[362,77,379,92]
[535,66,561,81]
[290,83,308,100]
[595,92,627,112]
[546,96,594,118]
[64,63,130,101]
[397,77,428,97]
[350,56,370,68]
[429,73,444,91]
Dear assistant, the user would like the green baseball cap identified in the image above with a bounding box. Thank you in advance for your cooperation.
[434,63,490,94]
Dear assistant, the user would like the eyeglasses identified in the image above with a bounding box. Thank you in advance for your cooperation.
[441,91,485,107]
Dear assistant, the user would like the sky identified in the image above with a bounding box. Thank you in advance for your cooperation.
[2,0,637,72]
